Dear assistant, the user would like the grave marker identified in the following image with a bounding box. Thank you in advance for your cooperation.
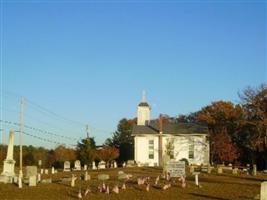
[64,161,71,172]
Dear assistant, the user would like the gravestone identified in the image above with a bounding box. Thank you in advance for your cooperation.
[207,165,212,174]
[38,160,42,168]
[166,161,185,177]
[193,172,200,186]
[74,160,81,171]
[25,166,38,178]
[84,164,87,171]
[126,160,135,167]
[98,174,110,181]
[29,175,37,186]
[1,130,16,182]
[253,164,257,176]
[71,175,76,187]
[217,167,223,174]
[232,168,238,175]
[114,161,117,168]
[40,169,44,174]
[64,161,71,172]
[44,169,49,175]
[261,181,267,200]
[41,178,52,184]
[98,161,106,169]
[84,171,90,181]
[92,161,97,170]
[118,173,128,180]
[51,167,55,174]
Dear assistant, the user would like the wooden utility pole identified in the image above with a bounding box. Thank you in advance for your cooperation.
[19,96,24,177]
[158,114,163,167]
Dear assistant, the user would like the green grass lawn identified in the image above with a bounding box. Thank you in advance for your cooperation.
[0,167,266,200]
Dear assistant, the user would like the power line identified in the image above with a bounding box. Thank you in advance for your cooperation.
[0,120,80,141]
[13,130,76,147]
[2,90,112,135]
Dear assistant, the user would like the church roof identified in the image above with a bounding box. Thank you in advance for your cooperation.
[132,121,208,135]
[138,102,150,107]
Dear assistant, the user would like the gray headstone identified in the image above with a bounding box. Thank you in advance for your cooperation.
[25,166,38,178]
[41,178,52,184]
[98,174,110,181]
[118,173,128,180]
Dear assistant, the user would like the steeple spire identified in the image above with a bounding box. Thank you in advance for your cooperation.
[142,90,146,102]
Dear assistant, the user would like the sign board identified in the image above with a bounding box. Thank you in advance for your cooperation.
[166,161,185,177]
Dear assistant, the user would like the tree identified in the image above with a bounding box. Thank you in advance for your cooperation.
[238,84,267,168]
[105,118,135,162]
[96,146,119,167]
[76,137,96,165]
[197,101,242,164]
[54,145,76,168]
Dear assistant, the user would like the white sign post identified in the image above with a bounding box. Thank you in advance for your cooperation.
[166,161,185,177]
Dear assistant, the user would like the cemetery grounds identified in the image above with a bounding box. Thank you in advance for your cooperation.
[0,167,266,200]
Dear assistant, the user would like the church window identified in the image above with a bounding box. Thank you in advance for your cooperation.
[148,139,154,159]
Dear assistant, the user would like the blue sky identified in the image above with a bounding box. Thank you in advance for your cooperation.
[0,0,266,147]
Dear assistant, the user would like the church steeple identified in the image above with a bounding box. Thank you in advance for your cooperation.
[137,91,151,125]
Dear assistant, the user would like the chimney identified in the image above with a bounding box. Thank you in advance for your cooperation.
[158,114,163,167]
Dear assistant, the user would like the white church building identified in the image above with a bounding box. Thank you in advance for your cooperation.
[132,94,210,167]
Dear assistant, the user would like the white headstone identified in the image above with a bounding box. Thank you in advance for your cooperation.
[193,172,200,186]
[84,164,87,171]
[84,171,90,181]
[71,174,76,187]
[51,167,55,174]
[64,161,71,172]
[44,169,49,175]
[1,130,16,178]
[114,161,117,168]
[74,160,81,171]
[92,161,97,170]
[40,169,44,174]
[261,181,267,200]
[98,161,106,169]
[29,175,37,187]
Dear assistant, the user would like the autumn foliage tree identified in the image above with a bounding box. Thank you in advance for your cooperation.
[237,84,267,168]
[197,101,242,164]
[96,146,119,166]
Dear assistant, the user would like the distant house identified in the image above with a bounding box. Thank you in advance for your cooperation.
[132,93,210,167]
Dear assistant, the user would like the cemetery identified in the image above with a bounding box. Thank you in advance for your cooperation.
[0,135,267,200]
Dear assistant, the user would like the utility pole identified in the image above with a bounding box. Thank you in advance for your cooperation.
[86,124,89,139]
[19,97,24,177]
[158,114,163,167]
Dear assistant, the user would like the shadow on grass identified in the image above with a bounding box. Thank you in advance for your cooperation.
[189,193,231,200]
